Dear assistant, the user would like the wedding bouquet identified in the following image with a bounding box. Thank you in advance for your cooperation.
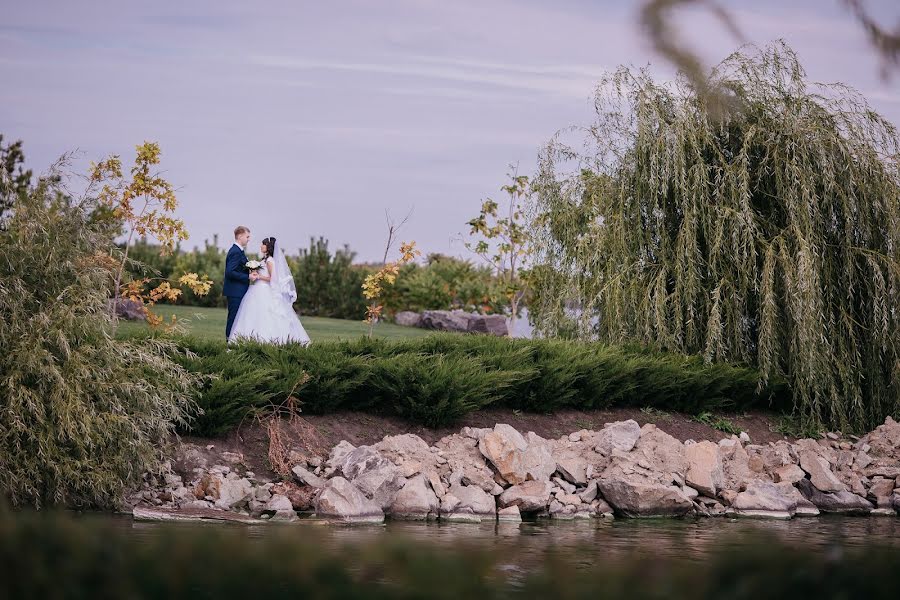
[245,260,264,272]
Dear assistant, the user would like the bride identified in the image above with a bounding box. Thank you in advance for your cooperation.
[228,237,311,345]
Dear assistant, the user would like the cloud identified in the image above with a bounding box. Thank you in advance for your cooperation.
[247,54,604,98]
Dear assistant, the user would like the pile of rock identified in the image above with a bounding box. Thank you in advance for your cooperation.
[393,310,508,337]
[132,417,900,524]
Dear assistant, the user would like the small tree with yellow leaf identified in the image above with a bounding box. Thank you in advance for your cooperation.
[465,169,531,332]
[90,142,212,327]
[363,241,421,337]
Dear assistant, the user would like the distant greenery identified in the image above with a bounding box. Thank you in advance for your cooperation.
[127,239,512,319]
[120,332,786,436]
[381,253,509,316]
[3,510,900,599]
[288,236,370,319]
[0,164,198,509]
[529,42,900,432]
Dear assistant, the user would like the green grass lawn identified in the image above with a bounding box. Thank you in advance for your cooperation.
[116,305,438,342]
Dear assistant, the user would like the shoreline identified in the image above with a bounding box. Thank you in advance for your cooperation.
[129,414,900,524]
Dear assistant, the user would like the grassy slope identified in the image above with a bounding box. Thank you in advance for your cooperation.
[117,305,435,342]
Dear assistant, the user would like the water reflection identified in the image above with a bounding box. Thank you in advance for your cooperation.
[126,515,900,569]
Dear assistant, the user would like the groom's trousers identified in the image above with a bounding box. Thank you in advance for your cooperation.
[225,295,242,339]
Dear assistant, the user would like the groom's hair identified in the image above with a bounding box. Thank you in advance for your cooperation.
[234,225,250,238]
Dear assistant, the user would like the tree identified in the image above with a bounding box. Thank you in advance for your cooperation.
[0,159,199,509]
[529,42,900,431]
[90,142,211,326]
[0,134,33,223]
[465,169,531,331]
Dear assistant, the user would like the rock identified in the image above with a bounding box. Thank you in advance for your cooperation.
[352,464,406,510]
[133,506,265,524]
[467,314,509,337]
[420,310,475,333]
[389,475,439,520]
[394,311,422,327]
[264,494,298,522]
[578,480,599,503]
[499,480,553,513]
[867,477,896,508]
[449,484,496,517]
[423,470,446,497]
[739,431,751,443]
[556,457,588,486]
[213,475,253,511]
[684,441,723,497]
[597,479,694,518]
[325,440,356,473]
[731,481,819,519]
[557,493,582,506]
[772,464,806,484]
[552,476,576,494]
[682,485,699,500]
[799,451,846,493]
[291,465,327,489]
[592,497,614,517]
[498,505,522,522]
[314,477,384,523]
[338,445,391,481]
[478,424,555,485]
[796,479,872,514]
[594,420,641,455]
[271,482,318,511]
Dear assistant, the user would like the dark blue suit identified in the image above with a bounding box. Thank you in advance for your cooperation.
[223,244,250,339]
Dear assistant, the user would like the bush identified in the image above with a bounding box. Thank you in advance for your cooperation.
[381,254,508,316]
[289,237,370,319]
[0,177,199,509]
[122,332,787,435]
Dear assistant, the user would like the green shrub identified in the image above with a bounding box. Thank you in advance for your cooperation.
[0,178,199,509]
[289,237,370,319]
[381,254,508,316]
[122,332,787,435]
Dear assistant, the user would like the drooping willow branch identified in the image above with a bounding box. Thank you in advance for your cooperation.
[528,42,900,431]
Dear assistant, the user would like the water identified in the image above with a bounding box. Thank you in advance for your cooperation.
[123,515,900,568]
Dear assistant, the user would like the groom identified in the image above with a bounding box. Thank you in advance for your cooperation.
[223,225,259,339]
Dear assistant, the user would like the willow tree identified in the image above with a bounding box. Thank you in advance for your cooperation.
[528,42,900,431]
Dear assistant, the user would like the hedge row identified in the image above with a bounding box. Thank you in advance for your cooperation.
[127,334,789,436]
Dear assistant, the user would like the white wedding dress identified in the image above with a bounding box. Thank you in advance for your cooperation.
[228,249,311,346]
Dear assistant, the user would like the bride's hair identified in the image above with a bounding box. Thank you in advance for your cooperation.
[262,237,276,259]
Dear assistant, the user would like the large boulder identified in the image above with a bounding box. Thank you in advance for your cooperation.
[597,479,694,518]
[389,474,439,520]
[593,420,641,455]
[352,464,406,511]
[420,310,474,333]
[799,450,845,493]
[556,456,589,486]
[337,445,391,480]
[467,314,508,337]
[796,479,872,514]
[684,441,723,497]
[499,480,553,513]
[263,494,298,522]
[394,311,422,327]
[731,481,819,519]
[442,484,496,522]
[478,424,555,485]
[314,477,384,523]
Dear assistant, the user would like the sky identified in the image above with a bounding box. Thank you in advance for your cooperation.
[2,0,898,262]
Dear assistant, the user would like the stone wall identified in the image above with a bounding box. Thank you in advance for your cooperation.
[132,417,900,523]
